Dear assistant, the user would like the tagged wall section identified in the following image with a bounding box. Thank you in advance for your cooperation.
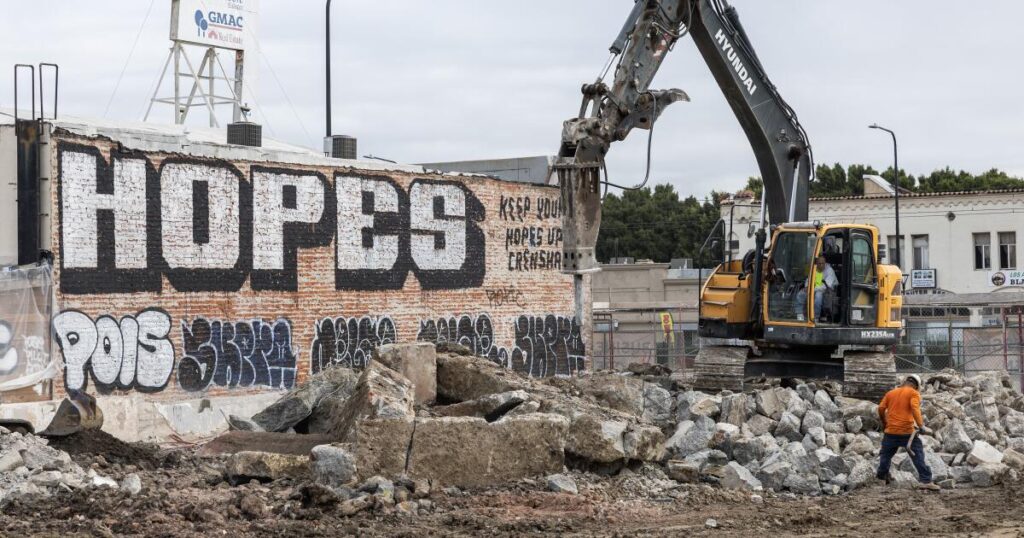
[50,133,587,400]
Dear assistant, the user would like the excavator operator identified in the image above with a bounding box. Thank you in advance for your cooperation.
[795,256,837,321]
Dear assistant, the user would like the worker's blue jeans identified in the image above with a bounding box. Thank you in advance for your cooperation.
[794,287,825,319]
[876,433,933,484]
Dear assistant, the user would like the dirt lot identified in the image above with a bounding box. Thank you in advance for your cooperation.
[2,433,1023,538]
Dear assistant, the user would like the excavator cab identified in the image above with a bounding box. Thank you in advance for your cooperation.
[697,222,904,398]
[762,223,903,343]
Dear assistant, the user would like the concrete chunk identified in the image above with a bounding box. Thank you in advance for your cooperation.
[436,352,528,402]
[433,390,530,420]
[755,388,785,421]
[970,462,1009,487]
[225,451,310,484]
[623,424,665,461]
[665,417,716,459]
[252,366,360,433]
[376,343,438,405]
[967,440,1004,465]
[775,412,803,442]
[326,361,415,440]
[666,460,700,483]
[310,444,357,488]
[407,414,568,488]
[566,415,628,463]
[351,419,415,480]
[720,461,762,491]
[941,419,974,454]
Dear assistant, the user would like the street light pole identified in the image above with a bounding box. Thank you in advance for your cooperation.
[869,124,900,269]
[325,0,333,139]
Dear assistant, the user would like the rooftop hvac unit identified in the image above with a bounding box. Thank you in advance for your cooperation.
[324,135,357,159]
[226,122,262,147]
[670,258,693,269]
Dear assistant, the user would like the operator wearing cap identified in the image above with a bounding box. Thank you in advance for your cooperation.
[876,374,940,491]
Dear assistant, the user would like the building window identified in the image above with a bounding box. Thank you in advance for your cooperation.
[999,232,1017,269]
[887,235,904,267]
[912,235,929,270]
[974,233,991,270]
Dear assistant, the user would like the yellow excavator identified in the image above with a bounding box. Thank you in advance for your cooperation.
[555,0,902,398]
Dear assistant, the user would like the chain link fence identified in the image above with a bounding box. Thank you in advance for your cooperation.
[591,314,698,372]
[590,312,1024,391]
[896,321,1024,391]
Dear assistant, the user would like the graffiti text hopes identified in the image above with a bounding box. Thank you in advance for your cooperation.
[57,144,485,294]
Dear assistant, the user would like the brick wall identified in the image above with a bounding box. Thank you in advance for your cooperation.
[49,133,589,402]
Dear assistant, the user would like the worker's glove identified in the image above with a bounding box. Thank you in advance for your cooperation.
[918,425,932,436]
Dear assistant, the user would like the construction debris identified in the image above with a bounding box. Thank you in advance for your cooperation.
[5,341,1024,530]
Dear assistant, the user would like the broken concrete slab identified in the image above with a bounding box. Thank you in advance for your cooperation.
[436,352,529,402]
[624,424,666,461]
[971,462,1009,487]
[432,390,529,421]
[351,419,415,480]
[546,473,578,494]
[665,417,715,459]
[665,460,700,483]
[376,342,438,405]
[720,393,753,428]
[676,391,721,422]
[251,366,361,433]
[224,451,310,484]
[755,388,785,421]
[745,414,776,437]
[565,414,629,463]
[967,440,1004,465]
[642,383,675,426]
[941,419,975,454]
[719,461,762,491]
[407,414,568,488]
[325,361,416,441]
[197,431,336,457]
[775,411,803,442]
[1002,448,1024,472]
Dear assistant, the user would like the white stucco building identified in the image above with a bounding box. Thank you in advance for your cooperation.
[721,177,1024,295]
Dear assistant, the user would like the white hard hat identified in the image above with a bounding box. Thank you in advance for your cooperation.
[906,374,922,387]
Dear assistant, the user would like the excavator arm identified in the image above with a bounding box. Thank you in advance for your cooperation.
[689,0,812,225]
[557,0,813,277]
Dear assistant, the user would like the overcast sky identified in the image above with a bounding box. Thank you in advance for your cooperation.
[2,1,1022,199]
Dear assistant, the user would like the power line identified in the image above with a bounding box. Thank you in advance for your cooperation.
[106,0,157,118]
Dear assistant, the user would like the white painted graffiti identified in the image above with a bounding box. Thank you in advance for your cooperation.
[178,317,298,392]
[0,321,17,375]
[21,335,48,374]
[53,309,175,393]
[57,145,485,294]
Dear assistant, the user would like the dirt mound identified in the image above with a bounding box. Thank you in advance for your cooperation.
[46,429,164,468]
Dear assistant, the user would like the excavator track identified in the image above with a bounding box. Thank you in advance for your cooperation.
[842,350,898,400]
[691,345,897,399]
[692,345,748,393]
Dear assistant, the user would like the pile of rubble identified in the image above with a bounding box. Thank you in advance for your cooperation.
[215,342,1024,503]
[664,370,1024,494]
[7,342,1024,512]
[0,426,138,504]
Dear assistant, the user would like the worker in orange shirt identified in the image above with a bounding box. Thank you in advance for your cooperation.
[875,374,941,491]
